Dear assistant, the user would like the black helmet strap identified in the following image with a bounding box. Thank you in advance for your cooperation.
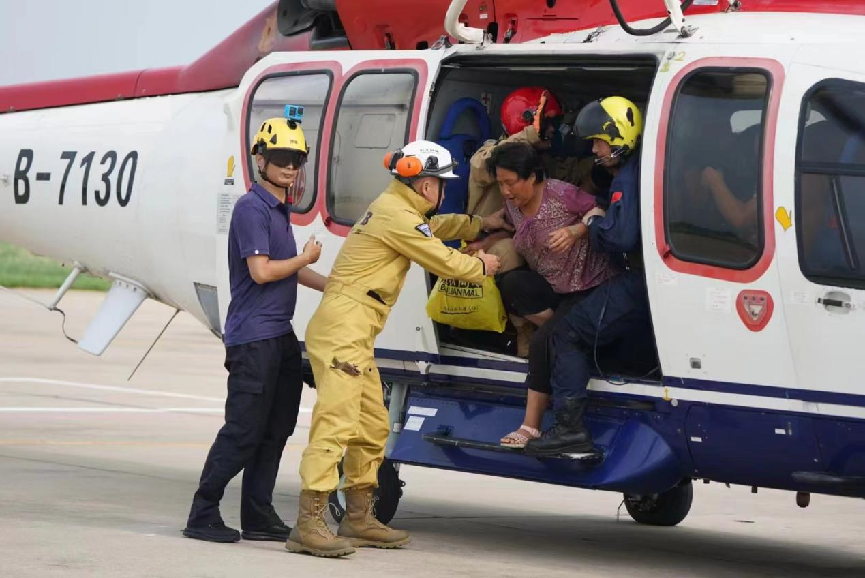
[257,157,290,200]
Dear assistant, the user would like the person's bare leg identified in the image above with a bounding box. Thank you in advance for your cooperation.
[511,314,536,358]
[501,389,550,446]
[523,389,550,430]
[525,308,554,327]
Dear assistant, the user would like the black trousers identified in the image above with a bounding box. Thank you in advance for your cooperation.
[551,270,652,406]
[497,268,566,318]
[497,268,584,394]
[524,292,585,394]
[187,332,303,529]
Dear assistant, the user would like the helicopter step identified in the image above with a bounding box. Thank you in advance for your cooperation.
[388,392,682,494]
[422,432,604,464]
[792,471,865,493]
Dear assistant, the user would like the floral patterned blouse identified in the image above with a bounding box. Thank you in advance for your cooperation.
[505,179,619,294]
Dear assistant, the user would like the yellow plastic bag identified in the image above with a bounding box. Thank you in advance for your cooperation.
[426,276,508,333]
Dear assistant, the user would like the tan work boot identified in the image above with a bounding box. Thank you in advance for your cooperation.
[285,490,355,557]
[337,487,410,548]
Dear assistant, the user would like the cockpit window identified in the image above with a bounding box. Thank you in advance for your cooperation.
[664,69,770,269]
[797,79,865,289]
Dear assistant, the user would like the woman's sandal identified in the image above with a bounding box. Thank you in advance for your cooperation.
[500,425,541,448]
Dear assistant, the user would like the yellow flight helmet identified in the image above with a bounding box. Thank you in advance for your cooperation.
[251,117,308,155]
[575,96,643,157]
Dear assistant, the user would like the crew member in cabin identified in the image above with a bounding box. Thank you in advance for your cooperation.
[679,123,762,247]
[184,112,327,543]
[525,96,654,456]
[287,140,506,558]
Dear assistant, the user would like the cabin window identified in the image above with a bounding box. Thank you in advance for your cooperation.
[246,72,332,213]
[328,71,418,225]
[797,79,865,289]
[664,69,769,269]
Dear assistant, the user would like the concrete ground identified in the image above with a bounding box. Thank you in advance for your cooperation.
[0,288,862,578]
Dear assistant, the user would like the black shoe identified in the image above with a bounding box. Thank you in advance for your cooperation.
[241,520,292,542]
[182,522,241,543]
[525,397,594,456]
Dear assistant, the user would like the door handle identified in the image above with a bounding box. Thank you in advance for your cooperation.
[818,291,852,313]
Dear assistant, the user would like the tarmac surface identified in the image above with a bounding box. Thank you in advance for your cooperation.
[0,289,863,578]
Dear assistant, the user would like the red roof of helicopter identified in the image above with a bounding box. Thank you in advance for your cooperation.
[1,0,864,114]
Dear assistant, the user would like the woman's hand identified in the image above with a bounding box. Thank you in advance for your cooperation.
[547,225,584,254]
[462,229,511,254]
[533,90,549,134]
[481,208,514,232]
[462,237,494,254]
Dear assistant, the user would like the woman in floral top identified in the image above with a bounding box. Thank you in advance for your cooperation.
[477,142,618,447]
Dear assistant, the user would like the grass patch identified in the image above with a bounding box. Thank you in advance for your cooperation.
[0,242,110,291]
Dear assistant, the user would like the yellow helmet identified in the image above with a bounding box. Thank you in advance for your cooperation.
[251,117,308,155]
[575,96,643,156]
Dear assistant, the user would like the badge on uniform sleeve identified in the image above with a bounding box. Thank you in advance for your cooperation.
[415,223,433,238]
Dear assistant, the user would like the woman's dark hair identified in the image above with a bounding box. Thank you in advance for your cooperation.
[485,142,545,182]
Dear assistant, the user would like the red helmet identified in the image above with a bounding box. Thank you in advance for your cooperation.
[500,87,564,136]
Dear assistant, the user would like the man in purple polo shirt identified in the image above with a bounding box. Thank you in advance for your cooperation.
[184,115,326,543]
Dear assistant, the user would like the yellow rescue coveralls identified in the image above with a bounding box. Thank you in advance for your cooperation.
[299,179,487,492]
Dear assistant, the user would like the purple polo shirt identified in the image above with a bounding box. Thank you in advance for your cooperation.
[223,183,299,347]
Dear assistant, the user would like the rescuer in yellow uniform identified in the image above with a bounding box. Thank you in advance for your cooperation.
[286,140,506,558]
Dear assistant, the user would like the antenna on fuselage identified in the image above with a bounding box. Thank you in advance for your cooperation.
[609,0,697,38]
[127,308,181,382]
